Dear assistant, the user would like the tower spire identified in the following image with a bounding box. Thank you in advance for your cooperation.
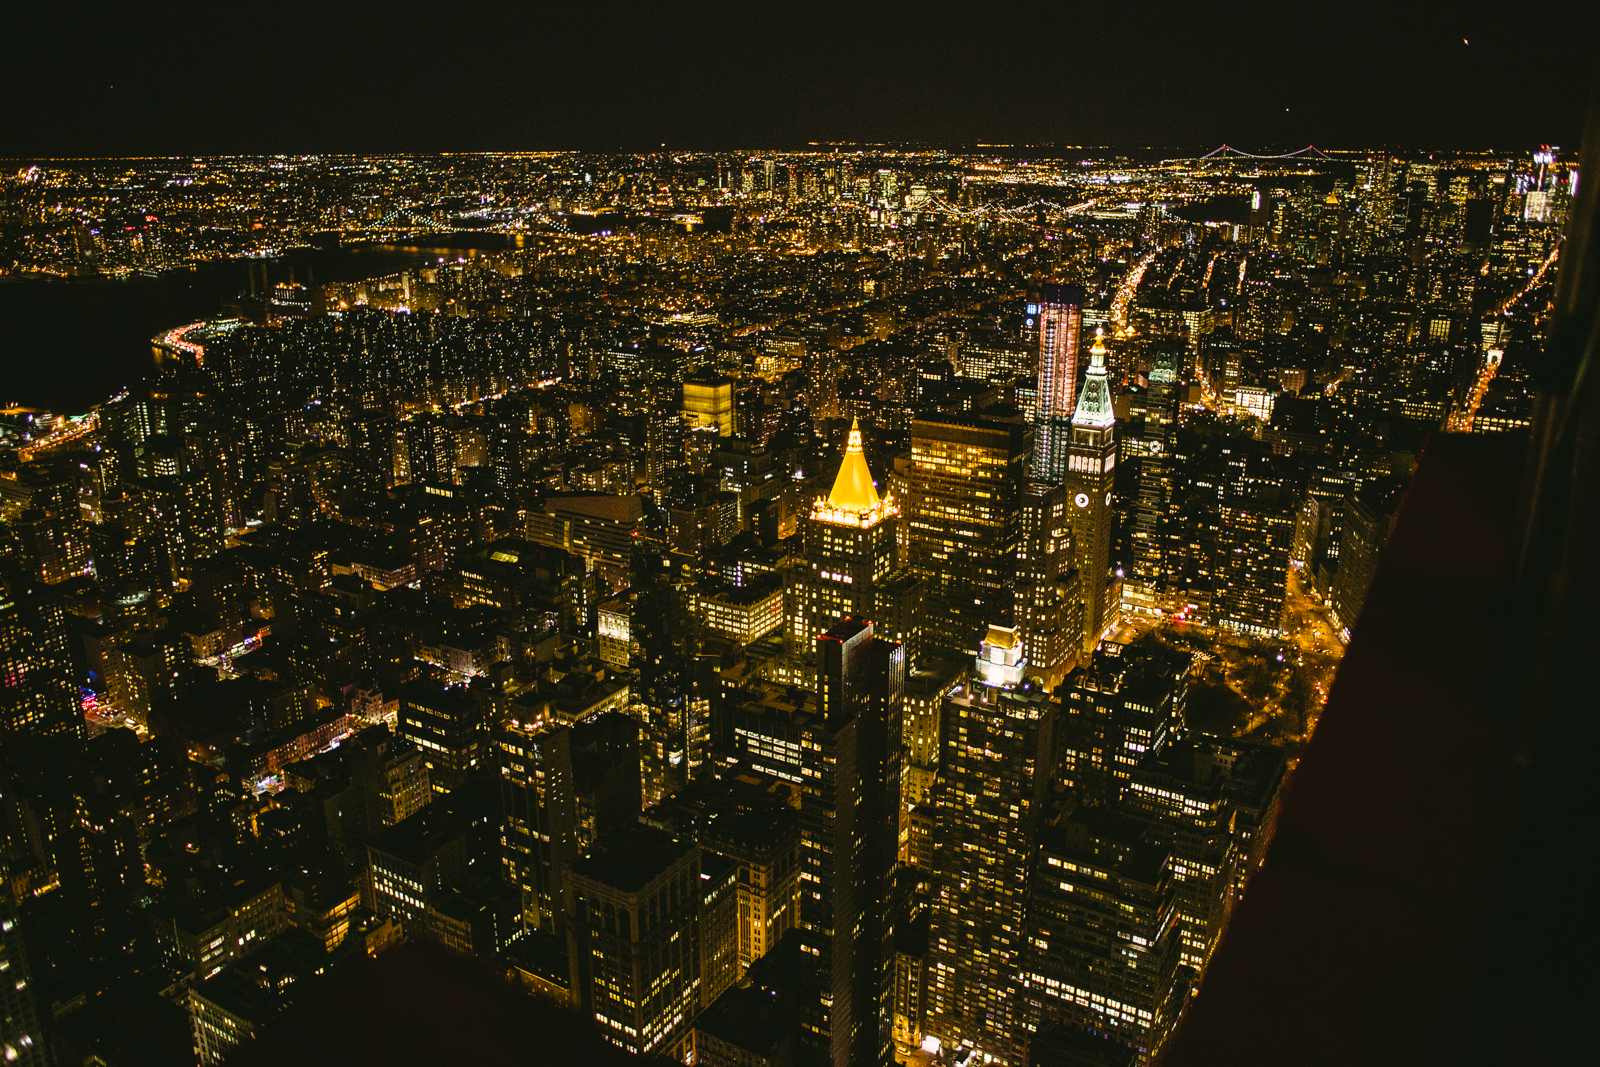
[1072,329,1116,429]
[827,417,882,512]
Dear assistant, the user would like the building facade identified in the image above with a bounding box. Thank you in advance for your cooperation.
[1063,331,1119,656]
[1032,283,1087,482]
[924,629,1057,1065]
[906,416,1029,658]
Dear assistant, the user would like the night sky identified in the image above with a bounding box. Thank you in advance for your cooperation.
[4,0,1595,157]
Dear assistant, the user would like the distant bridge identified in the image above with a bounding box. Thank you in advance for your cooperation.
[362,205,577,238]
[373,207,452,230]
[1194,144,1332,161]
[920,194,1094,227]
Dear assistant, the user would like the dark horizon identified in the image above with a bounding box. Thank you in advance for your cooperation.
[4,1,1591,158]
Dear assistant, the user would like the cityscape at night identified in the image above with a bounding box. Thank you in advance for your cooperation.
[0,6,1595,1067]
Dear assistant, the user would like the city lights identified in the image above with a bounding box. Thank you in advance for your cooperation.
[0,109,1576,1067]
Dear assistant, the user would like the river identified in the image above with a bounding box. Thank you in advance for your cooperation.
[0,234,518,414]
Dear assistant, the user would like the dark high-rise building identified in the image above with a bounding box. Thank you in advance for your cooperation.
[1063,332,1119,656]
[1214,499,1295,639]
[800,618,904,1067]
[907,416,1030,657]
[0,568,82,743]
[1330,483,1404,640]
[701,805,803,972]
[925,628,1057,1064]
[498,719,577,934]
[1057,642,1193,808]
[398,679,491,794]
[499,710,640,935]
[1032,283,1087,482]
[1122,736,1287,975]
[1018,482,1083,687]
[1127,344,1182,617]
[402,415,459,485]
[346,725,432,839]
[1021,810,1184,1065]
[0,860,45,1067]
[784,419,900,682]
[8,508,91,587]
[567,825,703,1059]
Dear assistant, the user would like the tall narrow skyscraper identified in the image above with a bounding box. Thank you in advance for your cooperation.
[906,415,1029,657]
[1064,330,1119,654]
[1127,343,1182,617]
[1032,283,1087,482]
[800,618,904,1067]
[1017,482,1083,686]
[925,627,1057,1065]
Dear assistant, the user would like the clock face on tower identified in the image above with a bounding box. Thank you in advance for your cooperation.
[1105,491,1112,506]
[1074,492,1090,508]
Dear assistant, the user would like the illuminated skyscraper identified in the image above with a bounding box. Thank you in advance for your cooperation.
[1021,809,1183,1063]
[1127,343,1182,616]
[398,680,490,794]
[924,627,1056,1065]
[906,416,1029,657]
[683,374,736,436]
[783,420,899,681]
[1017,482,1083,686]
[1057,642,1193,807]
[1214,500,1295,638]
[1032,283,1087,482]
[1063,331,1119,655]
[0,567,82,742]
[701,806,802,973]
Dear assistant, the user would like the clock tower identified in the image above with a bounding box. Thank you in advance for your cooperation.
[1065,329,1118,655]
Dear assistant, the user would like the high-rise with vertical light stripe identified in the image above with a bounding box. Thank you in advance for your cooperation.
[1032,283,1087,483]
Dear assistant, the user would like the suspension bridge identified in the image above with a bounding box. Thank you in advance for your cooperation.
[1193,144,1333,161]
[359,205,577,238]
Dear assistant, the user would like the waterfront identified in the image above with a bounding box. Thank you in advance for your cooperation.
[0,235,514,413]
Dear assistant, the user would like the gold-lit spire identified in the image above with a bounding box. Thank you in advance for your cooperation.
[1089,326,1109,367]
[827,417,881,512]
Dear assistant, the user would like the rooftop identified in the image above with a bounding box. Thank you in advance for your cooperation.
[568,824,694,895]
[814,417,895,527]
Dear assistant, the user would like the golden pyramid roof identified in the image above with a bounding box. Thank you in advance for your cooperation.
[827,418,881,512]
[984,624,1021,650]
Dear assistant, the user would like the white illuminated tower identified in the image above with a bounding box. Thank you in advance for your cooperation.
[1064,329,1119,655]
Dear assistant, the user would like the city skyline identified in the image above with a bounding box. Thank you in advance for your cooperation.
[0,18,1588,1064]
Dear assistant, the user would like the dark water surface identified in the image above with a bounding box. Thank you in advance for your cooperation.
[0,234,515,413]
